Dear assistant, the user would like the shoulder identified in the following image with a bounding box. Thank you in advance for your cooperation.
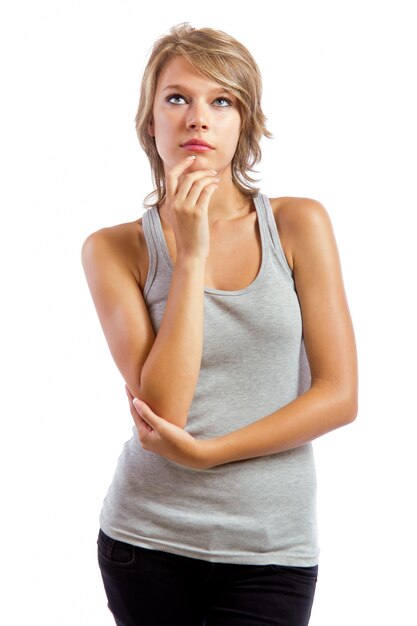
[269,196,330,231]
[81,217,145,285]
[268,196,332,270]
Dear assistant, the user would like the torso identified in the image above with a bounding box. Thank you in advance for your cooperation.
[113,197,295,293]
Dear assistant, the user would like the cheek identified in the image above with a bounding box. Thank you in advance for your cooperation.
[223,125,241,156]
[155,108,182,130]
[222,114,241,147]
[153,114,175,150]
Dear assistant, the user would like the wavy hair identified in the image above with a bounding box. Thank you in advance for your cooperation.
[135,23,272,208]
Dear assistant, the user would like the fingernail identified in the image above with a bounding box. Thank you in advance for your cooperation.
[186,155,196,160]
[211,170,217,175]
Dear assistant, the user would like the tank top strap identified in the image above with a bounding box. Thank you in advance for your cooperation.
[140,206,165,299]
[256,192,293,278]
[142,193,293,298]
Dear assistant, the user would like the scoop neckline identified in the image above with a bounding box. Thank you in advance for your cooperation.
[153,192,268,296]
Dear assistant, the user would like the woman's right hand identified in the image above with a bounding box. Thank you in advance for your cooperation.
[164,156,220,261]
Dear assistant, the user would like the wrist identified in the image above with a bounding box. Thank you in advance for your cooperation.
[197,438,223,470]
[175,254,207,270]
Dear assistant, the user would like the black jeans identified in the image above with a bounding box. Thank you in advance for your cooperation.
[97,529,318,626]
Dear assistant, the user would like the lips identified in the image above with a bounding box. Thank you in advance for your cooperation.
[181,138,214,149]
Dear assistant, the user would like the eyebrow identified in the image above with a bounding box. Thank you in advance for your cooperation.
[162,83,233,95]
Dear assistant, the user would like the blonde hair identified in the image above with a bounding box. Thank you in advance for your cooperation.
[135,23,272,208]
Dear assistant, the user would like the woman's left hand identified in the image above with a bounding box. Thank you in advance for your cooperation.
[125,386,211,470]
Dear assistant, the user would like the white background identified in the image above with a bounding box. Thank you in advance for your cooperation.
[1,1,416,624]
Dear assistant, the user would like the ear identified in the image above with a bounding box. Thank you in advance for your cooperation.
[148,116,155,137]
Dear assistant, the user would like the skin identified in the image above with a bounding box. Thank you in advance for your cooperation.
[84,55,358,470]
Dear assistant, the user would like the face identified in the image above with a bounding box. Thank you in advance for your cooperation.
[148,56,242,177]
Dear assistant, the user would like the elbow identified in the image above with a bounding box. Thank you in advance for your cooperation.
[313,379,358,427]
[138,376,189,429]
[177,416,189,429]
[140,393,189,429]
[344,399,358,425]
[337,390,358,426]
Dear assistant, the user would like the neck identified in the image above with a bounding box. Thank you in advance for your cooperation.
[159,176,254,226]
[206,182,254,223]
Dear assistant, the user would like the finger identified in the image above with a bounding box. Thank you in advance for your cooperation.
[133,399,159,431]
[130,399,151,434]
[176,172,219,206]
[137,416,153,436]
[183,177,220,209]
[124,386,137,421]
[130,400,144,426]
[166,156,196,198]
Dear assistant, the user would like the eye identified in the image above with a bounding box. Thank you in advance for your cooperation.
[214,96,232,107]
[166,93,187,104]
[166,93,233,107]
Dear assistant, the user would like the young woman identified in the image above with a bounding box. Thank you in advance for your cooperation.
[82,23,358,626]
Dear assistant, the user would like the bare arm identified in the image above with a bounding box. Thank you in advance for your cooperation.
[81,156,219,428]
[131,199,358,468]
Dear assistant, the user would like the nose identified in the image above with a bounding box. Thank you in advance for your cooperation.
[186,101,209,131]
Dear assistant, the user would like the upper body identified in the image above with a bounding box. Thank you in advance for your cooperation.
[82,22,357,507]
[83,189,358,469]
[89,190,324,565]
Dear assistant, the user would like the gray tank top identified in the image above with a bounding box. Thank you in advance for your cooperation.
[99,192,319,566]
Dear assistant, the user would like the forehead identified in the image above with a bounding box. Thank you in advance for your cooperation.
[156,56,225,93]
